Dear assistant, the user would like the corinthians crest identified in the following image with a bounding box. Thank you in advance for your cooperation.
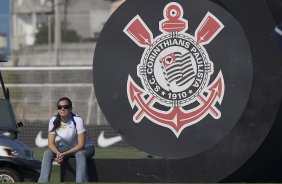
[124,2,225,137]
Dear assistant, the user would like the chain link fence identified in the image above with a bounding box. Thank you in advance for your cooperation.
[1,0,148,158]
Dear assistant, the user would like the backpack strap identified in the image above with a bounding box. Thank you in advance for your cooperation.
[52,114,79,130]
[71,113,80,128]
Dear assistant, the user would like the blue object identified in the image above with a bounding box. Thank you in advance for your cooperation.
[0,0,11,60]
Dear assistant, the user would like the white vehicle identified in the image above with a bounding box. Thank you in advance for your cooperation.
[0,58,41,182]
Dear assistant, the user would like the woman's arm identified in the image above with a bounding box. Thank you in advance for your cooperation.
[59,132,86,156]
[48,133,60,155]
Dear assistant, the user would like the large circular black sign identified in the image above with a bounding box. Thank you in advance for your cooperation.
[93,0,253,158]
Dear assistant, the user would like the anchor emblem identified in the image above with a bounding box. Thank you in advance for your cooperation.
[124,2,225,137]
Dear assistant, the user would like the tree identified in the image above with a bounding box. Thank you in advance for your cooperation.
[35,21,80,44]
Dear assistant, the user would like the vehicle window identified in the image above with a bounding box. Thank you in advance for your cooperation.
[0,99,18,131]
[0,88,4,99]
[0,75,6,99]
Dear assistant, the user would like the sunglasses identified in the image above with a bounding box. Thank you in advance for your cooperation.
[57,105,71,110]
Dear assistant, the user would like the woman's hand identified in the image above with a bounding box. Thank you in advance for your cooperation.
[53,132,86,164]
[55,152,66,164]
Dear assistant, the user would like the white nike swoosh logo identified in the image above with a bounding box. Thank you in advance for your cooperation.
[35,131,60,148]
[97,131,122,148]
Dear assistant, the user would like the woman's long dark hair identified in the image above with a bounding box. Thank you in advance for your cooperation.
[51,97,73,132]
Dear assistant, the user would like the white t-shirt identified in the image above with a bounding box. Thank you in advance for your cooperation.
[48,115,93,147]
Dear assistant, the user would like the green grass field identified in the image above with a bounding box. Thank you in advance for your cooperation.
[34,147,148,160]
[34,147,148,182]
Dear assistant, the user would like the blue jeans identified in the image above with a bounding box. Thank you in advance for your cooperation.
[38,145,95,182]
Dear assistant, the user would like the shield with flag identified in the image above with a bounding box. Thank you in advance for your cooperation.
[160,51,196,87]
